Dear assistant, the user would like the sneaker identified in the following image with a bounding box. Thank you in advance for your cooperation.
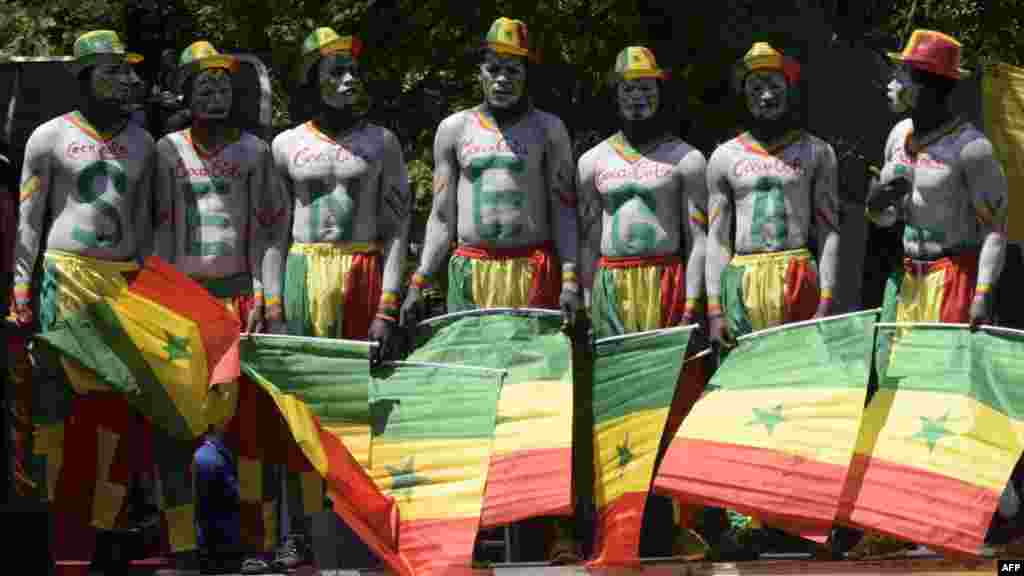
[239,557,271,574]
[548,538,581,565]
[271,533,309,570]
[672,527,709,561]
[845,532,915,559]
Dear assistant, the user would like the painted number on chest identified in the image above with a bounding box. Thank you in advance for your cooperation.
[308,180,355,242]
[184,179,234,256]
[469,156,525,241]
[607,183,661,255]
[750,176,788,250]
[73,161,125,249]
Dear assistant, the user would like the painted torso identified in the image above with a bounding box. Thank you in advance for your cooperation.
[156,128,267,279]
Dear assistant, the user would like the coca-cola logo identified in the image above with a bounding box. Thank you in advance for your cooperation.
[596,160,673,188]
[292,145,356,168]
[174,158,242,179]
[65,140,130,161]
[733,157,804,179]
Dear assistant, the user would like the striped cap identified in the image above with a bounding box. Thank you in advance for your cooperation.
[733,42,801,91]
[299,27,363,83]
[888,29,971,80]
[68,30,143,76]
[483,17,534,60]
[177,41,239,91]
[610,46,668,83]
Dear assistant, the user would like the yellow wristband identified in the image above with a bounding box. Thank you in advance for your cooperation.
[265,296,281,307]
[411,273,430,289]
[975,283,992,295]
[562,270,577,282]
[820,288,834,300]
[684,298,702,313]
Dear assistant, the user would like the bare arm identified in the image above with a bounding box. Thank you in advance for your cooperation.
[246,139,271,302]
[814,142,841,303]
[575,152,601,306]
[377,131,412,318]
[679,149,708,317]
[260,139,290,311]
[704,149,733,317]
[134,138,156,263]
[153,139,176,263]
[546,117,578,291]
[963,137,1009,295]
[413,116,460,285]
[14,126,54,306]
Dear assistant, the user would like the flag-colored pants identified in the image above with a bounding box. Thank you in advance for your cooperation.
[31,250,156,562]
[880,252,978,325]
[285,242,382,339]
[721,247,819,338]
[447,242,560,312]
[589,254,708,560]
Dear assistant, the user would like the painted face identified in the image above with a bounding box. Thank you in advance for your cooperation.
[887,65,920,113]
[90,62,143,112]
[479,52,526,109]
[617,77,659,121]
[191,68,233,120]
[318,53,370,114]
[743,70,789,121]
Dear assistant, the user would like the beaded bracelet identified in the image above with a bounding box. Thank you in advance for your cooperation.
[411,273,430,289]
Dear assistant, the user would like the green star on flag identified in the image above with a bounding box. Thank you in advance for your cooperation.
[386,456,428,501]
[616,432,634,469]
[747,404,785,434]
[911,411,954,452]
[163,331,191,361]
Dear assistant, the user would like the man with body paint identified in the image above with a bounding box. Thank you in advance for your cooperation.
[12,30,156,565]
[704,42,841,558]
[154,41,278,332]
[399,17,581,563]
[856,29,1010,558]
[151,41,279,574]
[576,46,710,563]
[273,27,410,361]
[266,27,411,571]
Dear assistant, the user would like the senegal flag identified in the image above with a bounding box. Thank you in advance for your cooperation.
[843,323,1024,555]
[239,334,408,575]
[982,62,1024,242]
[36,255,241,440]
[408,309,575,528]
[588,325,694,566]
[369,361,504,575]
[655,310,878,532]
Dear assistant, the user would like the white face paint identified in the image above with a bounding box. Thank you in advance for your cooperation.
[191,68,233,120]
[617,77,659,121]
[887,66,919,114]
[317,53,369,114]
[90,62,143,113]
[743,70,788,121]
[479,53,526,109]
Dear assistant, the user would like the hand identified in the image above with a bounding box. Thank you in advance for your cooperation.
[13,300,33,328]
[969,296,989,331]
[263,302,285,334]
[245,304,264,334]
[813,298,832,319]
[400,286,426,329]
[708,315,735,349]
[368,317,395,367]
[559,288,581,330]
[866,176,911,213]
[682,312,709,354]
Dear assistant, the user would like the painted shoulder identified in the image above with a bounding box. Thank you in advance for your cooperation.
[123,121,156,148]
[362,122,401,151]
[667,138,705,166]
[155,129,188,156]
[956,122,996,163]
[25,114,72,150]
[578,138,611,172]
[237,130,270,155]
[707,136,744,168]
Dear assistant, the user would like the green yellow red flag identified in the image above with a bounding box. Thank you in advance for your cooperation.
[982,62,1024,242]
[655,310,878,533]
[842,323,1024,554]
[588,325,695,566]
[409,309,575,529]
[368,360,505,575]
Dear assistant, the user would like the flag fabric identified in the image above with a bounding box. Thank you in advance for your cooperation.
[36,256,242,441]
[588,325,694,566]
[408,309,575,528]
[239,335,408,576]
[982,62,1024,242]
[655,310,878,533]
[842,323,1024,555]
[368,361,505,575]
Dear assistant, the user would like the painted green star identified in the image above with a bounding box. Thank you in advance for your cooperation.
[385,456,428,501]
[163,332,191,361]
[616,433,634,470]
[746,404,785,434]
[911,411,954,452]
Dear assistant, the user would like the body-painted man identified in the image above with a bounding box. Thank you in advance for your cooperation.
[266,27,412,571]
[273,28,410,359]
[153,41,278,333]
[399,17,582,563]
[857,30,1010,558]
[400,17,580,327]
[576,47,709,563]
[704,42,841,558]
[13,30,155,563]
